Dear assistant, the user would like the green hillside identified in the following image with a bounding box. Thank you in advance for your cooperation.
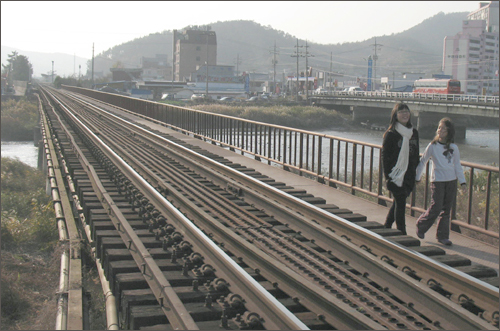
[93,11,468,80]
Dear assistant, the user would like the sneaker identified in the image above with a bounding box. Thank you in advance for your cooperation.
[438,238,452,246]
[416,230,425,239]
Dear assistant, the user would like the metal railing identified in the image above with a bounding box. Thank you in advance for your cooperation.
[62,85,499,239]
[314,91,499,104]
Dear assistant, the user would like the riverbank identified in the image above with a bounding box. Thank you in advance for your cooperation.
[317,127,499,166]
[190,103,353,130]
[1,141,39,168]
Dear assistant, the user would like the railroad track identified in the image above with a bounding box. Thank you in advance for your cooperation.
[39,85,499,330]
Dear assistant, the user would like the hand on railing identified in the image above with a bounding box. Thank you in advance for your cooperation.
[460,183,467,194]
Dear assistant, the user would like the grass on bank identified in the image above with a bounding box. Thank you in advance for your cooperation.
[172,102,352,131]
[1,157,59,330]
[1,98,39,141]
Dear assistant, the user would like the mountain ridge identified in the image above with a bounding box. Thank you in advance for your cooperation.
[2,11,468,79]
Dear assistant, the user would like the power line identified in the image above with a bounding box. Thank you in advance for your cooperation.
[269,41,279,94]
[370,38,382,90]
[233,54,242,76]
[303,40,314,100]
[290,38,303,98]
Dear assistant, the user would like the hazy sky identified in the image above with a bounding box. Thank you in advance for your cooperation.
[2,1,481,59]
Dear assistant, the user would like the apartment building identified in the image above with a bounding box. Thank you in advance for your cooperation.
[172,29,217,82]
[442,1,499,95]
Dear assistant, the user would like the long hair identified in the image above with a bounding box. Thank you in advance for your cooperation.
[384,102,412,138]
[431,117,455,149]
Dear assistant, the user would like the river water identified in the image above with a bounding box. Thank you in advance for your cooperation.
[1,127,498,168]
[1,141,39,168]
[317,127,499,166]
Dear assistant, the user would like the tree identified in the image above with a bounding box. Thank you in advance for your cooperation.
[1,51,33,82]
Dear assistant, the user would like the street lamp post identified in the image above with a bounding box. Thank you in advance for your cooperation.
[201,31,210,98]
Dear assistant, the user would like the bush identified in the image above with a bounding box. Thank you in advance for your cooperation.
[1,158,57,251]
[1,98,39,141]
[190,104,349,130]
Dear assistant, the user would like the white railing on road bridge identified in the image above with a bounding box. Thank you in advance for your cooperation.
[314,91,499,105]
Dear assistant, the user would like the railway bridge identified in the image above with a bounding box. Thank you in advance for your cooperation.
[311,92,499,138]
[36,84,498,330]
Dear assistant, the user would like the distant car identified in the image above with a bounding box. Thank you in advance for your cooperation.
[246,96,259,102]
[98,86,130,96]
[191,94,206,100]
[343,86,364,95]
[315,88,329,95]
[99,86,120,94]
[219,97,235,102]
[343,86,363,92]
[161,93,175,100]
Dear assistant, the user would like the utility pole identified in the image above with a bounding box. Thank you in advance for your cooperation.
[234,53,242,77]
[304,40,314,101]
[269,41,279,94]
[291,38,302,99]
[201,30,211,98]
[91,43,95,87]
[329,52,333,94]
[370,37,382,91]
[51,61,54,83]
[206,35,209,97]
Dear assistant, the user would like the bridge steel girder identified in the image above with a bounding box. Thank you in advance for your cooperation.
[312,96,499,118]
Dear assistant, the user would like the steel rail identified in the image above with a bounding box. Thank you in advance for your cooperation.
[74,109,387,330]
[70,97,373,330]
[99,131,423,329]
[134,128,498,329]
[38,92,84,330]
[43,86,309,330]
[39,89,121,331]
[60,85,499,238]
[42,88,200,330]
[63,90,498,329]
[80,117,440,329]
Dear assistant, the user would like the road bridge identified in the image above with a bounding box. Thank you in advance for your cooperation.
[311,92,499,138]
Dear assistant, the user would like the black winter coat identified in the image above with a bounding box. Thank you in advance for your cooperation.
[382,127,420,194]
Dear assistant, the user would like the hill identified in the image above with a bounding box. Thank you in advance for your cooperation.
[1,46,88,77]
[2,11,468,80]
[95,11,468,80]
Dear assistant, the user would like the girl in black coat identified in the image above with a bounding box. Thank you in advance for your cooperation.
[381,102,420,235]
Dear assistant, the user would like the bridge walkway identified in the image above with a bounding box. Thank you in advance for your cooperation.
[118,108,499,277]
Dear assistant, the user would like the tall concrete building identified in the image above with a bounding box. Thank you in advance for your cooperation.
[442,1,499,95]
[172,29,217,82]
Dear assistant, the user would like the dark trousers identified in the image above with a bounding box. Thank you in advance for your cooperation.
[385,184,411,235]
[416,181,457,240]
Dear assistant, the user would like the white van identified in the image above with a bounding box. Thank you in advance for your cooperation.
[342,86,364,95]
[343,86,362,92]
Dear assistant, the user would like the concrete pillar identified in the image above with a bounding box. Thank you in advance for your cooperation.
[38,139,46,172]
[416,113,466,140]
[33,125,42,144]
[352,106,391,127]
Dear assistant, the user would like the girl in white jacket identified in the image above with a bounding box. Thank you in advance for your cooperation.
[415,117,467,245]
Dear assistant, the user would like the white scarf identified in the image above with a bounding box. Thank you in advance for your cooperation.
[389,122,414,187]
